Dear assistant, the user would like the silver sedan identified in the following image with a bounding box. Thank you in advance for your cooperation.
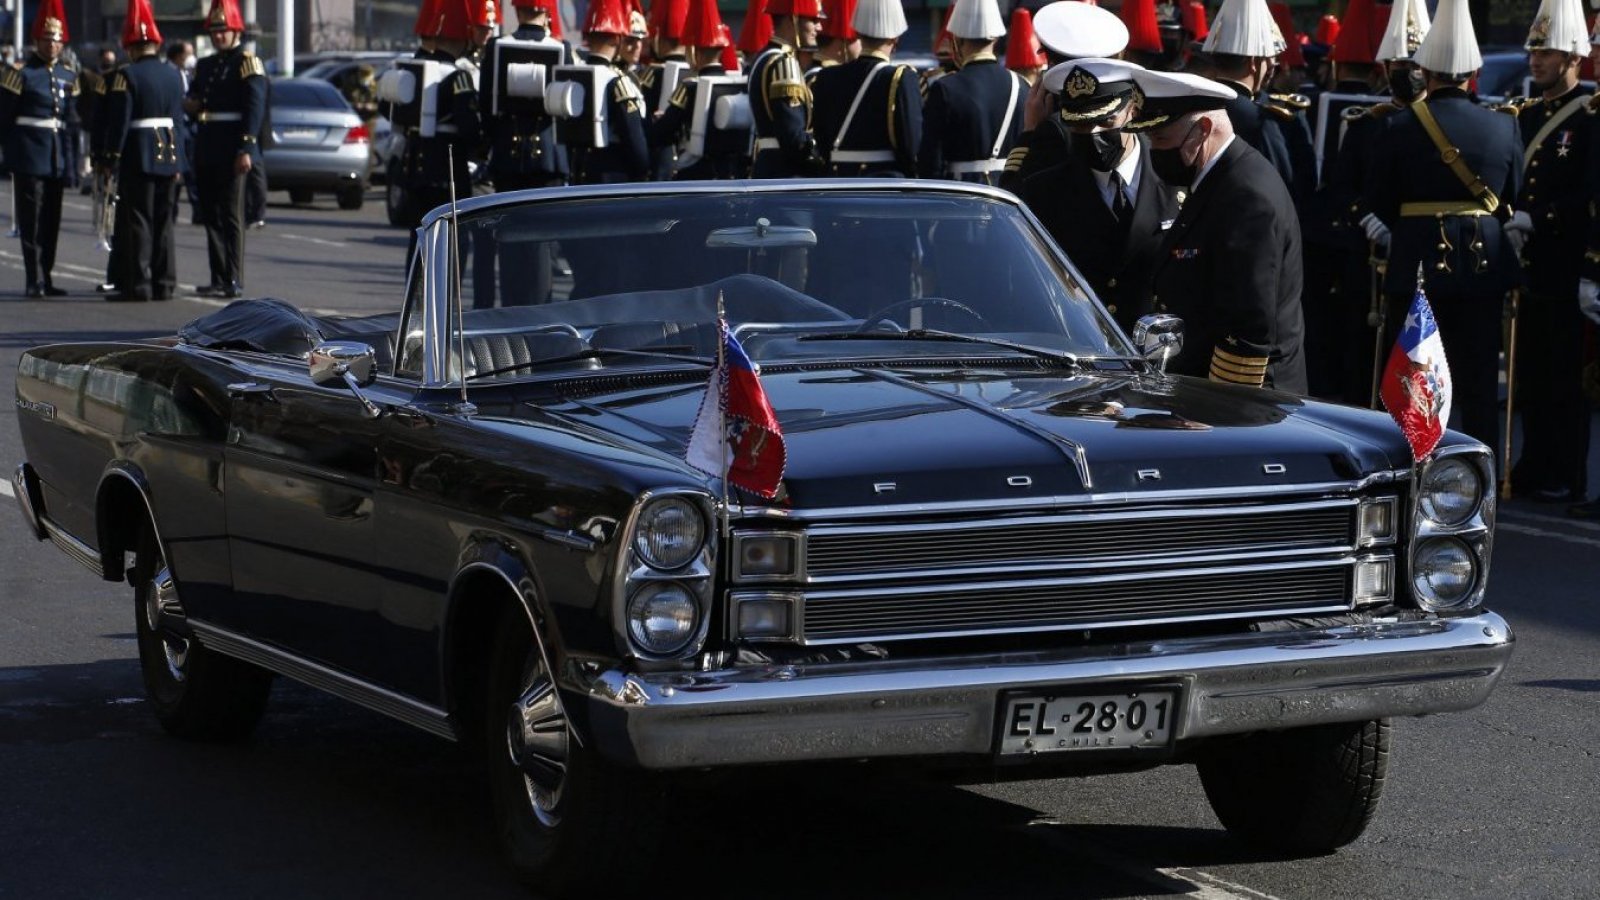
[264,77,372,210]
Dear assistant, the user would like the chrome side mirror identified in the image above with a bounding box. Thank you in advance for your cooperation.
[1133,314,1184,373]
[309,341,381,417]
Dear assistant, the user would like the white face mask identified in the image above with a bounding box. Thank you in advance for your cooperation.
[185,57,196,72]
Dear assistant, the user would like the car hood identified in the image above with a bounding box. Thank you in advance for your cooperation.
[525,367,1404,509]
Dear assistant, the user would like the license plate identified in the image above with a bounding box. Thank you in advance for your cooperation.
[276,127,323,142]
[997,687,1179,756]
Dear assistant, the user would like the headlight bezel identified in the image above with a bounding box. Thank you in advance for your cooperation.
[613,488,717,665]
[1409,536,1478,610]
[1405,447,1495,615]
[626,581,702,656]
[1418,456,1483,527]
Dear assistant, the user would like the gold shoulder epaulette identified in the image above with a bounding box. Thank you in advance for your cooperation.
[638,67,657,89]
[110,71,128,93]
[1269,92,1310,111]
[0,66,21,94]
[669,82,689,110]
[765,53,807,103]
[241,52,264,79]
[1340,105,1367,122]
[1262,101,1295,123]
[1368,102,1399,119]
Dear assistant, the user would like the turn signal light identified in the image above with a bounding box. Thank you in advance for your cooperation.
[343,124,371,144]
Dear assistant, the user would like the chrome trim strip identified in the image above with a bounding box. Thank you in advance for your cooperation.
[580,612,1515,769]
[801,545,1354,586]
[13,463,46,541]
[807,497,1357,537]
[41,516,102,576]
[189,621,457,741]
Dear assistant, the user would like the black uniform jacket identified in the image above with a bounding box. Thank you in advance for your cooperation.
[1151,139,1307,394]
[652,65,745,180]
[0,55,79,179]
[486,26,571,185]
[102,56,187,178]
[811,54,922,177]
[1000,112,1074,193]
[579,56,649,182]
[405,56,481,193]
[1019,139,1181,334]
[917,56,1024,182]
[1517,86,1595,296]
[748,43,821,177]
[1363,88,1524,298]
[1216,79,1305,202]
[188,46,267,168]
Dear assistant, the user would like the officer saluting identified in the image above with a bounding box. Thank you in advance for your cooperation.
[917,0,1025,185]
[1362,0,1523,450]
[1506,0,1594,503]
[811,0,922,177]
[0,0,79,297]
[186,0,265,299]
[1131,69,1308,392]
[99,0,186,302]
[748,0,827,177]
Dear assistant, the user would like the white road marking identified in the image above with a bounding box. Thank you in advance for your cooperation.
[1500,508,1600,535]
[1022,818,1285,900]
[1497,521,1600,549]
[0,480,14,499]
[280,233,348,248]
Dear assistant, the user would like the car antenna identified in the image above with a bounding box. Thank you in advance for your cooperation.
[448,145,475,415]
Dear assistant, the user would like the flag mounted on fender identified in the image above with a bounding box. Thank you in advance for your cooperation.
[686,317,787,499]
[1380,280,1454,462]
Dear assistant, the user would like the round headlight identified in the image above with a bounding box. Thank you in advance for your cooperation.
[1419,458,1482,526]
[1411,537,1476,609]
[627,582,699,655]
[633,497,705,570]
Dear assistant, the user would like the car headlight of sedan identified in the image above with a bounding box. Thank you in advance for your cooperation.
[1411,537,1477,610]
[616,490,715,663]
[1405,449,1494,614]
[1418,457,1483,526]
[633,496,706,571]
[627,582,701,655]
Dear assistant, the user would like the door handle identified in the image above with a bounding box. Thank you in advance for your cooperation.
[226,382,277,401]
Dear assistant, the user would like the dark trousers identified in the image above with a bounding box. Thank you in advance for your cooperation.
[15,174,65,289]
[1386,288,1505,461]
[1512,290,1591,495]
[198,164,246,289]
[245,160,268,224]
[112,171,178,299]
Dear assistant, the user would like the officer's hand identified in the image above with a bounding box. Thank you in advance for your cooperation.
[1504,210,1533,256]
[1580,279,1600,325]
[1024,79,1052,133]
[235,152,253,175]
[1359,213,1390,249]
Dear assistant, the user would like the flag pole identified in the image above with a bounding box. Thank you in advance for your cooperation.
[715,291,731,545]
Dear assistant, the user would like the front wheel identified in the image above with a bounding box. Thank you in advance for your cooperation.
[133,527,273,741]
[1197,719,1390,854]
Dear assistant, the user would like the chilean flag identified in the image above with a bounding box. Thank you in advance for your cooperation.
[1380,284,1454,462]
[686,319,786,499]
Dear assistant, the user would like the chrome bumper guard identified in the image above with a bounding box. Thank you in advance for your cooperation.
[581,612,1513,769]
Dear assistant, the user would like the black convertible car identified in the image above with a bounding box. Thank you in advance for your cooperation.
[12,181,1512,888]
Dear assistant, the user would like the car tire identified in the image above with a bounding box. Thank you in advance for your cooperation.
[1197,718,1390,854]
[133,526,273,741]
[288,188,316,205]
[337,185,365,211]
[484,603,663,891]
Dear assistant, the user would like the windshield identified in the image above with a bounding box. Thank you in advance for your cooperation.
[397,189,1129,382]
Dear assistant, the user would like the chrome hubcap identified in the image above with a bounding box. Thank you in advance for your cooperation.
[143,564,188,682]
[506,655,569,828]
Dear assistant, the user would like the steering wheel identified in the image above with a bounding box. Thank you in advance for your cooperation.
[852,297,991,334]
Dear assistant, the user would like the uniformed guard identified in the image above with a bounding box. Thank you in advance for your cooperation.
[1202,0,1312,203]
[1000,1,1128,192]
[639,0,689,179]
[571,0,650,183]
[186,0,265,299]
[1130,69,1308,393]
[404,0,485,221]
[810,0,922,177]
[917,0,1024,185]
[652,0,745,179]
[99,0,185,302]
[747,0,826,177]
[1361,0,1524,451]
[1504,0,1594,503]
[488,0,570,193]
[0,0,79,297]
[1017,58,1181,335]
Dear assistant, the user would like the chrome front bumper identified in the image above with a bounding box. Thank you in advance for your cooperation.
[581,612,1513,769]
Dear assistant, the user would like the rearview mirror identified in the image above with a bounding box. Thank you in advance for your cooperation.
[706,217,818,250]
[1132,314,1184,374]
[309,341,381,417]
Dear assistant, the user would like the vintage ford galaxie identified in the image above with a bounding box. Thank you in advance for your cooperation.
[13,182,1513,886]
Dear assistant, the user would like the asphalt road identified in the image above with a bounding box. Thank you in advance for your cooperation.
[2,182,1598,900]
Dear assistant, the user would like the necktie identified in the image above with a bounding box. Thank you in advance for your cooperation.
[1111,172,1132,224]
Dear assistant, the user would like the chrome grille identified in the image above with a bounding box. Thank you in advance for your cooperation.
[805,501,1355,581]
[802,562,1352,644]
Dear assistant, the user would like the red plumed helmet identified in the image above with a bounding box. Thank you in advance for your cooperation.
[820,0,857,40]
[1327,0,1379,64]
[32,0,69,42]
[682,0,727,47]
[1120,0,1162,54]
[1004,8,1045,70]
[584,0,630,35]
[934,5,954,57]
[432,0,482,40]
[767,0,823,18]
[721,28,739,68]
[651,0,690,40]
[204,0,245,32]
[1269,3,1304,67]
[1182,0,1208,40]
[1313,13,1339,46]
[511,0,564,38]
[473,0,500,29]
[415,0,442,36]
[121,0,163,45]
[738,0,774,51]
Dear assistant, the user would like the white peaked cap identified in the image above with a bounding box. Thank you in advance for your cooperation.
[1041,56,1143,94]
[1526,0,1589,54]
[1034,2,1129,59]
[1201,0,1287,57]
[1376,0,1431,62]
[852,0,908,39]
[948,0,1006,41]
[1413,0,1483,73]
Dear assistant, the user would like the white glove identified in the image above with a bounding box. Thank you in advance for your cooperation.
[1580,279,1600,325]
[1359,213,1390,249]
[1504,210,1533,256]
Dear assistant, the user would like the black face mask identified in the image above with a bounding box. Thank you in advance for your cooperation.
[1076,129,1126,172]
[1388,68,1425,102]
[1149,124,1201,186]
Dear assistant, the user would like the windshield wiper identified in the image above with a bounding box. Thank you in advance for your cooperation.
[466,347,715,381]
[797,329,1081,368]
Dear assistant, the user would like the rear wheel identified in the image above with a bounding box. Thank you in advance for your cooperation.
[1197,719,1390,854]
[288,187,316,205]
[337,184,365,211]
[133,526,273,741]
